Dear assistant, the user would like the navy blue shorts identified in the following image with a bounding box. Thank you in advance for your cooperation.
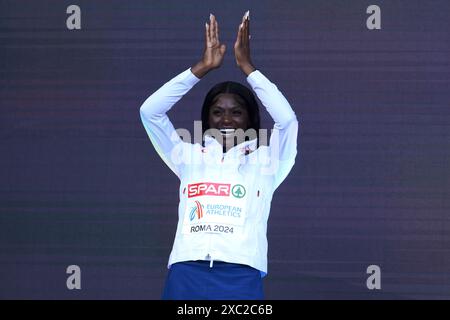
[162,260,264,300]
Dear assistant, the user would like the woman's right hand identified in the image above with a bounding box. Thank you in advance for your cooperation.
[191,14,226,78]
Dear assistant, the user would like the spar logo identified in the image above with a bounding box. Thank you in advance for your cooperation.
[188,182,231,198]
[231,184,246,198]
[189,200,204,221]
[187,182,246,199]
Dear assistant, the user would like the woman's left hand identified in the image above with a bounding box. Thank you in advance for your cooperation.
[234,11,256,76]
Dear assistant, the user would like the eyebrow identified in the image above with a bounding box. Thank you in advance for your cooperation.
[212,105,245,109]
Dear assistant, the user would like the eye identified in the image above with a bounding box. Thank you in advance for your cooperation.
[212,109,222,115]
[233,110,242,115]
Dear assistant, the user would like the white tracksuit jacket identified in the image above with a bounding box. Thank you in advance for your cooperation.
[140,68,298,276]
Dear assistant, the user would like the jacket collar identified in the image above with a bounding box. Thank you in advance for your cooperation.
[204,135,258,157]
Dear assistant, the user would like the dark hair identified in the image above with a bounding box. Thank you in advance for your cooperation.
[201,81,260,136]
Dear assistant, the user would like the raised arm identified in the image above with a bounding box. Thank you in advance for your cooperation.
[139,14,225,177]
[234,11,298,190]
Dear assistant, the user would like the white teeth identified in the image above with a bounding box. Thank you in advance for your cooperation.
[220,128,235,135]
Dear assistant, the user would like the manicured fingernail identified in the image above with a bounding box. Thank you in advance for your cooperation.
[205,22,208,28]
[210,13,212,21]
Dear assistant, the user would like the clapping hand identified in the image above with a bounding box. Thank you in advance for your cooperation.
[191,14,226,78]
[191,11,256,78]
[234,11,255,76]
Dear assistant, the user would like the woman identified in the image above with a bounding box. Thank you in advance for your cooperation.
[139,11,298,300]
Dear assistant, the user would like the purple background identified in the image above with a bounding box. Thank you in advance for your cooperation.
[1,0,449,299]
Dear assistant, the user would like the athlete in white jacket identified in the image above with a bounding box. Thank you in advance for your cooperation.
[140,12,298,300]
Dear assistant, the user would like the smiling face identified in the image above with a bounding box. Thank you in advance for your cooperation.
[207,93,250,151]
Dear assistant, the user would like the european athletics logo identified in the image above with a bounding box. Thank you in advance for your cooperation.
[189,200,204,221]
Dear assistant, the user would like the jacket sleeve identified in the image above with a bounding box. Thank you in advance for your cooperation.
[246,70,299,191]
[139,68,201,178]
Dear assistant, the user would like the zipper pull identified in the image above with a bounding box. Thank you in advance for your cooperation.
[206,254,214,268]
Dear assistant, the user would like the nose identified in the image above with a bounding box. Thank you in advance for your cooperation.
[222,114,232,126]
